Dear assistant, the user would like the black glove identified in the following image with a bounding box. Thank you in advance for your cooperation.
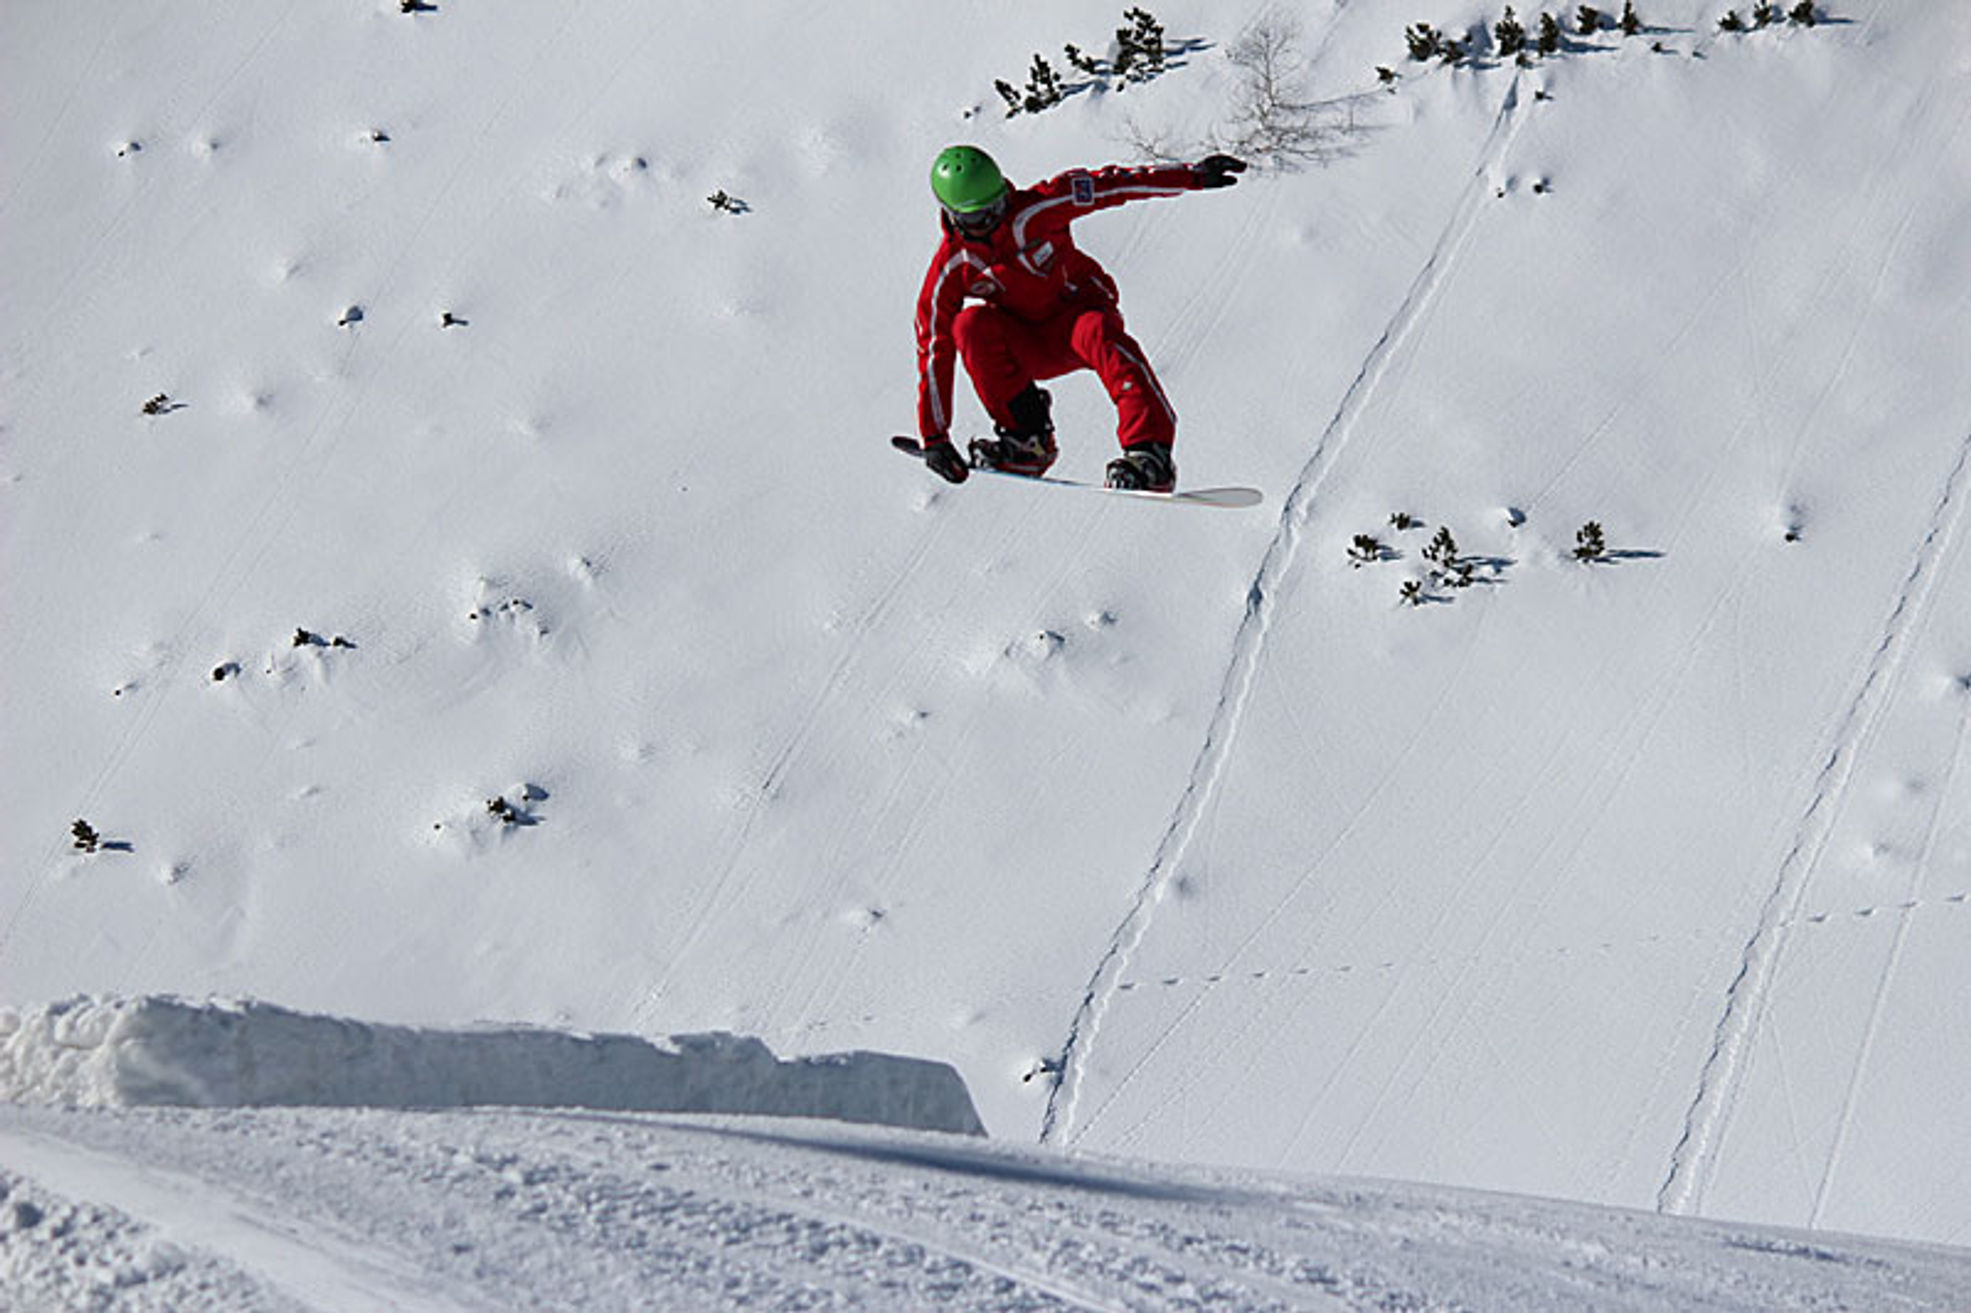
[920,436,970,484]
[1195,154,1249,189]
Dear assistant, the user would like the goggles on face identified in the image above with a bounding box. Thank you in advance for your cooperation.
[946,194,1008,236]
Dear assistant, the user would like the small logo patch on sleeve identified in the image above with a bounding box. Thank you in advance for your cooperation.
[1071,172,1095,206]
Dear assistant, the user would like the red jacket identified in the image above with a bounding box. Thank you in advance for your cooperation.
[914,162,1204,439]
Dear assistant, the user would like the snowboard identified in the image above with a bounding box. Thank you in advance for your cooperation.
[891,436,1262,509]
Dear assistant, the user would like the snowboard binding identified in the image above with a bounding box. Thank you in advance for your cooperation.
[968,384,1058,478]
[1105,443,1176,494]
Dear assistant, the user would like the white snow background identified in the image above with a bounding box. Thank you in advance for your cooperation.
[3,0,1970,1307]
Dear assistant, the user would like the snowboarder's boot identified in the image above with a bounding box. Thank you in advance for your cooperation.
[969,384,1058,478]
[1105,442,1176,494]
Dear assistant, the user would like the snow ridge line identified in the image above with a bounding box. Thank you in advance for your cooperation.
[1657,425,1971,1217]
[1041,76,1528,1147]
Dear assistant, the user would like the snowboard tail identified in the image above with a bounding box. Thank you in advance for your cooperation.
[891,436,1261,509]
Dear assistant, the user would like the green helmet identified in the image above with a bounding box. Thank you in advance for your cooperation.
[930,145,1007,213]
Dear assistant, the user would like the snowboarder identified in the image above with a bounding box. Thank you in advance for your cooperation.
[911,145,1248,493]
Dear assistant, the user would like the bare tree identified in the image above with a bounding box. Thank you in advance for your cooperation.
[1119,111,1189,164]
[1216,13,1337,169]
[1120,12,1373,171]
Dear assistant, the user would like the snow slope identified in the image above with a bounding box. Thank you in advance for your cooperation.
[5,1103,1969,1312]
[1047,0,1971,1248]
[4,0,1969,1273]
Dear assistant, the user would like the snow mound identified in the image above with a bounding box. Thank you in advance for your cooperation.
[0,997,984,1134]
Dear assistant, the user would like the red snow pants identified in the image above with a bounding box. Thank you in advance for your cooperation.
[953,302,1176,451]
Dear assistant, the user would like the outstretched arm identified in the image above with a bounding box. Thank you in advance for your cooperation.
[1027,155,1249,217]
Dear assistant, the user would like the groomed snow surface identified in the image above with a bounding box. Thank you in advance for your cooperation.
[2,1000,1963,1309]
[5,0,1971,1306]
[5,1100,1970,1312]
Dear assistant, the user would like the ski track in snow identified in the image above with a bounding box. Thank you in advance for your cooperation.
[1042,73,1530,1148]
[1658,425,1971,1217]
[1655,29,1971,1214]
[1800,91,1971,1230]
[1810,643,1971,1229]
